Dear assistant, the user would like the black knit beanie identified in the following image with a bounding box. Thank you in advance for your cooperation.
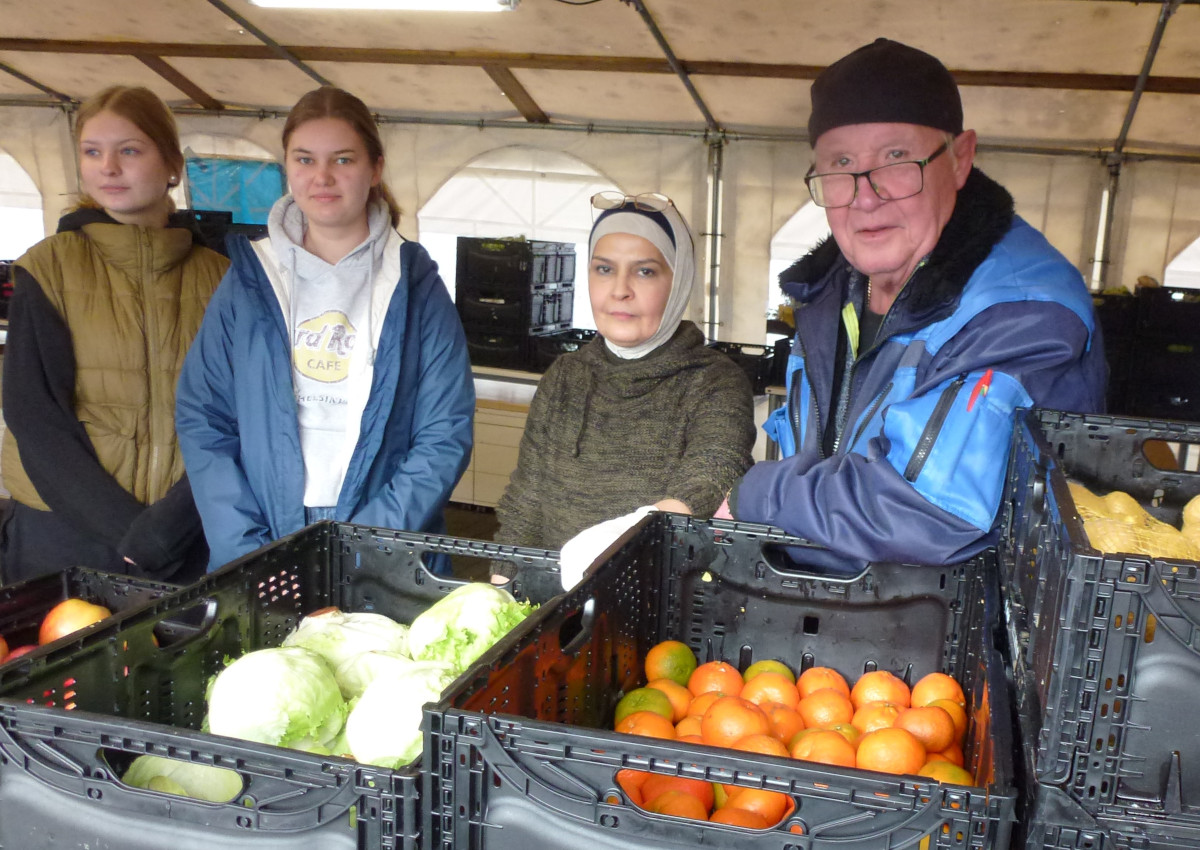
[807,38,963,143]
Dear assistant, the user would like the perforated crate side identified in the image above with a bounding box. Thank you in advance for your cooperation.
[427,515,1016,850]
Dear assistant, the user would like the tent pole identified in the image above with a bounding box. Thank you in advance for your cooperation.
[704,136,725,339]
[1094,0,1181,289]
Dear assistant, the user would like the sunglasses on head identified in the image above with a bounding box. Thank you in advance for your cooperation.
[590,191,674,212]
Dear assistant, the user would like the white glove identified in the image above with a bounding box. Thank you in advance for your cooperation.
[558,506,656,590]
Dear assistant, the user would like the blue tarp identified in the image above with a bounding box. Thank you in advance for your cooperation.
[185,157,284,225]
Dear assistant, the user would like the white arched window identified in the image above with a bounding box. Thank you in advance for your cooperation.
[418,146,619,329]
[767,201,830,332]
[1165,236,1200,289]
[0,151,45,260]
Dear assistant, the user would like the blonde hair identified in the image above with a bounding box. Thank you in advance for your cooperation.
[74,86,182,211]
[282,86,401,228]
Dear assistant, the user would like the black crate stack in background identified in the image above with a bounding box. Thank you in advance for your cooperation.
[456,237,575,371]
[1095,286,1200,421]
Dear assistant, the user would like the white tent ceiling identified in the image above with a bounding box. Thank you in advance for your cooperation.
[1,0,1199,157]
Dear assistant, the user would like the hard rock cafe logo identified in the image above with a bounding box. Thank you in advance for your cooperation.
[294,310,356,382]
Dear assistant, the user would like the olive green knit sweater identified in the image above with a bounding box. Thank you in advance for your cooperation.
[495,321,755,551]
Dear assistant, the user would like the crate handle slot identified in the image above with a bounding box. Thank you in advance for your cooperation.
[757,543,869,582]
[557,598,595,656]
[150,598,219,650]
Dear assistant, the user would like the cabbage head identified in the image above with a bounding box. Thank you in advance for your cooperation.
[406,583,533,673]
[123,755,244,803]
[206,647,347,750]
[282,609,409,676]
[334,650,419,701]
[345,663,457,768]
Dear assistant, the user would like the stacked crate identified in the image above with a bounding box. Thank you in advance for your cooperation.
[1002,409,1200,849]
[1122,288,1200,421]
[455,237,575,371]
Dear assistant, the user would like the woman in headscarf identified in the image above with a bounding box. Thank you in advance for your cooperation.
[492,192,755,571]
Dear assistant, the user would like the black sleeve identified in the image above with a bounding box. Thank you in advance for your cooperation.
[116,474,205,574]
[2,267,143,549]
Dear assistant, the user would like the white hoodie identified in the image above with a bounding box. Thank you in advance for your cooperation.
[256,195,396,507]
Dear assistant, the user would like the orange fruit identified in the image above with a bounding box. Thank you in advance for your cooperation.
[686,691,724,718]
[763,702,805,743]
[894,705,957,754]
[688,661,744,698]
[850,670,910,709]
[645,640,698,687]
[616,768,649,805]
[917,760,974,786]
[647,678,692,722]
[644,789,709,820]
[828,722,862,750]
[797,688,854,728]
[642,774,715,812]
[930,698,968,742]
[731,733,790,759]
[675,715,703,738]
[723,786,791,823]
[797,666,850,699]
[709,806,770,828]
[700,696,770,748]
[677,734,705,745]
[855,727,926,775]
[851,701,901,733]
[615,711,677,740]
[790,728,857,768]
[743,659,795,684]
[911,672,965,708]
[614,687,675,726]
[935,741,965,767]
[740,672,800,709]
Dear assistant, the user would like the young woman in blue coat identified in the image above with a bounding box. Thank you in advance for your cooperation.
[176,86,474,571]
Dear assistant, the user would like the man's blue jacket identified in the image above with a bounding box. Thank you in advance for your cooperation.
[736,169,1107,567]
[176,232,474,570]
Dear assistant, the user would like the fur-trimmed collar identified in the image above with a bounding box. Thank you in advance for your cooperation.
[779,167,1015,319]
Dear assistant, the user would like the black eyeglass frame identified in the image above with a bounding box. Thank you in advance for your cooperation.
[590,191,674,212]
[803,140,952,209]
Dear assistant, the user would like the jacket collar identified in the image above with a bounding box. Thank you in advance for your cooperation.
[779,167,1015,322]
[58,206,198,277]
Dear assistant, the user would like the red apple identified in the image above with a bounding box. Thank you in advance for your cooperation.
[3,644,38,662]
[38,598,112,645]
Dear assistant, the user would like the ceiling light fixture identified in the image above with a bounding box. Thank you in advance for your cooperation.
[250,0,518,9]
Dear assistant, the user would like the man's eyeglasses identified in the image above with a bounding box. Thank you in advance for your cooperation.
[590,191,674,212]
[804,141,950,209]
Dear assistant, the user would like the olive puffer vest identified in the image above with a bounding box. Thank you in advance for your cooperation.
[3,219,227,510]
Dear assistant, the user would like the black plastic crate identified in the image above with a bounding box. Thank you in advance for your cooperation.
[1136,287,1200,339]
[768,335,791,388]
[707,340,776,393]
[531,327,596,372]
[0,567,178,665]
[426,514,1016,850]
[1001,409,1200,824]
[456,237,576,291]
[0,522,561,850]
[457,283,574,334]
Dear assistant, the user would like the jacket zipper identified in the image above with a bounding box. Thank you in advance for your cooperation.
[847,381,893,452]
[789,332,824,457]
[832,261,926,455]
[903,373,967,482]
[142,229,163,503]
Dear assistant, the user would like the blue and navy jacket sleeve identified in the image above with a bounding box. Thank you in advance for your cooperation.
[175,243,280,570]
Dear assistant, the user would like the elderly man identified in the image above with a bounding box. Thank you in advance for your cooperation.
[729,38,1107,566]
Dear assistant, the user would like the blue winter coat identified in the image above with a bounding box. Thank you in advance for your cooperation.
[736,169,1107,568]
[176,231,474,571]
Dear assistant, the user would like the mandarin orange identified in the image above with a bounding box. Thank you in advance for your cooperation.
[855,727,926,775]
[850,670,911,710]
[688,661,744,698]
